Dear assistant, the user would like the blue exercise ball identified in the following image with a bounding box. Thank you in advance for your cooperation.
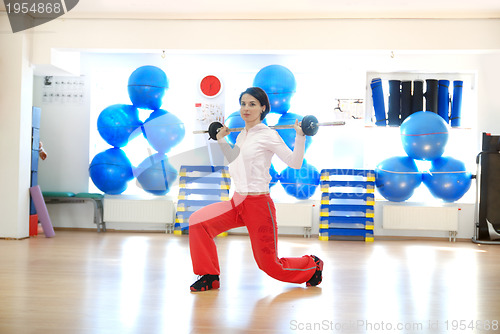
[223,111,244,146]
[253,65,296,114]
[268,92,294,115]
[375,156,422,202]
[224,111,267,146]
[400,111,449,160]
[280,160,320,200]
[89,148,134,195]
[141,109,185,153]
[275,113,312,151]
[269,164,280,188]
[135,153,178,196]
[97,104,142,148]
[422,157,472,202]
[127,65,168,110]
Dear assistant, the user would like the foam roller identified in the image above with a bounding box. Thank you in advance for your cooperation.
[401,80,412,122]
[451,80,463,127]
[411,80,424,114]
[438,79,450,123]
[370,78,386,126]
[425,79,438,113]
[29,185,55,238]
[388,80,401,126]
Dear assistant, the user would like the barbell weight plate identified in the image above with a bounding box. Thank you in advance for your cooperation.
[301,115,319,136]
[208,121,224,140]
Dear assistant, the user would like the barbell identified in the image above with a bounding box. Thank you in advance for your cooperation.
[193,115,345,140]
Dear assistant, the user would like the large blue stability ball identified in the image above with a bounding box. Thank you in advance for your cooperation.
[253,65,296,114]
[275,113,312,151]
[127,65,168,110]
[400,111,449,160]
[97,104,142,148]
[134,153,178,196]
[280,160,320,200]
[89,148,134,194]
[375,156,422,202]
[222,111,244,146]
[224,111,267,146]
[141,109,185,153]
[423,157,472,202]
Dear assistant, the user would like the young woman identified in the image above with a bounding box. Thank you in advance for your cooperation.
[189,87,323,291]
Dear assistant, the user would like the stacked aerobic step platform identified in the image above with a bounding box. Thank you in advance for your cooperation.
[174,165,230,235]
[319,169,375,242]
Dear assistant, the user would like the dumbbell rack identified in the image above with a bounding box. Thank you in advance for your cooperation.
[174,165,231,235]
[319,169,375,242]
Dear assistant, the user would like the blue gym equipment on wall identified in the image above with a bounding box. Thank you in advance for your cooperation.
[375,156,422,202]
[253,64,296,115]
[400,111,449,161]
[451,80,463,127]
[90,65,185,195]
[370,78,387,126]
[370,77,463,127]
[97,104,142,148]
[375,111,471,202]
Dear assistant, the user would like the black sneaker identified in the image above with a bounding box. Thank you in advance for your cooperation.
[306,255,323,287]
[190,274,220,292]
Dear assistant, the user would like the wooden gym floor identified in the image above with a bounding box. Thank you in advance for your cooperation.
[1,230,499,334]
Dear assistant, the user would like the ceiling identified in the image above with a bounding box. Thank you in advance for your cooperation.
[2,0,500,19]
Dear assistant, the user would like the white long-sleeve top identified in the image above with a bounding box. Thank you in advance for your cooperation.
[217,123,305,194]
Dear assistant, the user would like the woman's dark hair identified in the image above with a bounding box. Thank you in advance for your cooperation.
[239,87,271,120]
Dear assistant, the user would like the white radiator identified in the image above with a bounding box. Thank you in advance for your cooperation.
[103,196,174,224]
[275,203,313,228]
[275,202,314,238]
[383,205,458,231]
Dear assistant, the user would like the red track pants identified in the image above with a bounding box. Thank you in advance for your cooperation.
[189,193,317,284]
